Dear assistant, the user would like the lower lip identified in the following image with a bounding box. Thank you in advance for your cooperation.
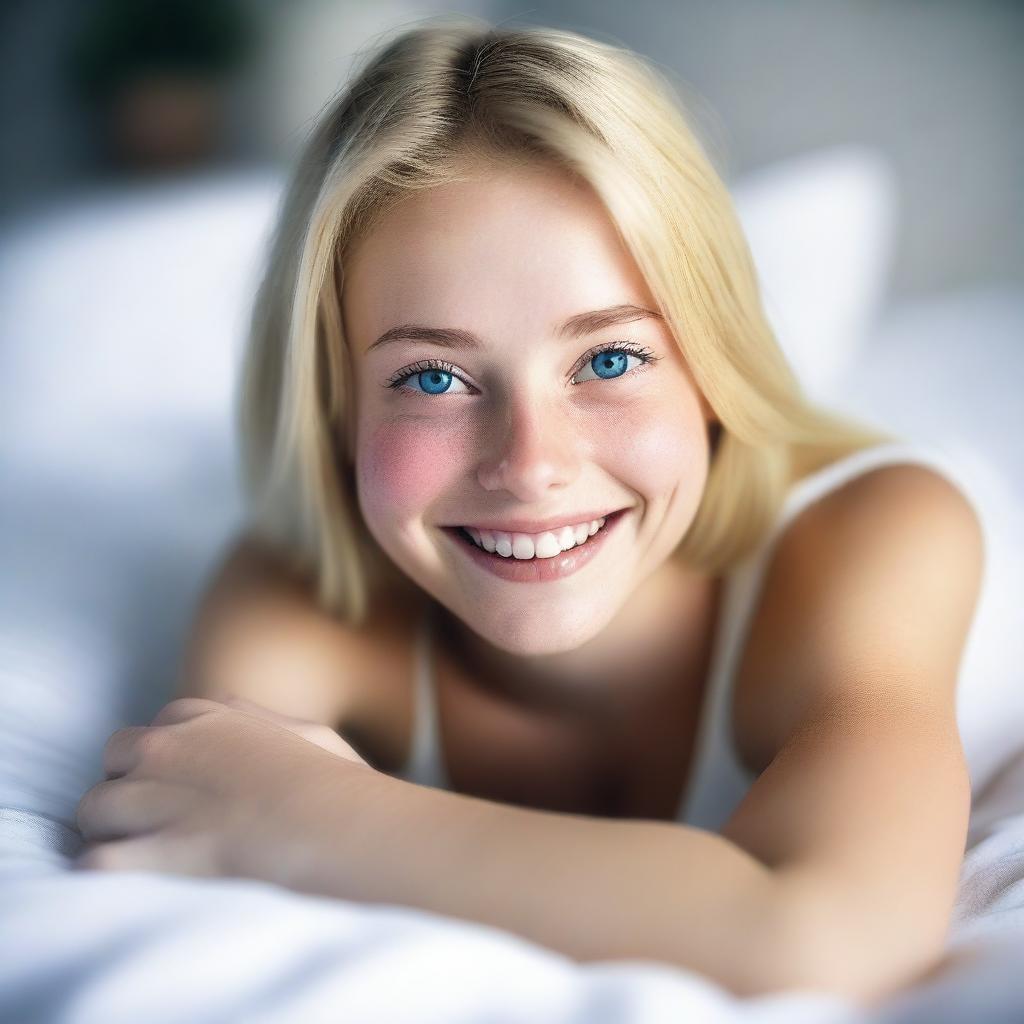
[440,509,630,584]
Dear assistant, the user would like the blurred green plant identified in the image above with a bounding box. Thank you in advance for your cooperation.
[66,0,254,104]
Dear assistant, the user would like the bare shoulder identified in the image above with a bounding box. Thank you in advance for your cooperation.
[178,532,414,730]
[733,460,984,776]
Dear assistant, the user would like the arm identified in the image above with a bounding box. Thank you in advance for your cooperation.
[299,771,805,999]
[719,463,983,1004]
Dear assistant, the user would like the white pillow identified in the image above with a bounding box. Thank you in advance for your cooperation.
[730,144,896,400]
[0,167,281,491]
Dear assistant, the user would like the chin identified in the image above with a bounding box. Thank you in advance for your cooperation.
[453,599,612,658]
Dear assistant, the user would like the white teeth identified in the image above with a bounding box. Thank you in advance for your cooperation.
[462,517,608,559]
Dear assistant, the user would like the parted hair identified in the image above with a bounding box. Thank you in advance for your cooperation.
[236,14,897,626]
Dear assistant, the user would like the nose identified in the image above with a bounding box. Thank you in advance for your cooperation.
[475,392,580,502]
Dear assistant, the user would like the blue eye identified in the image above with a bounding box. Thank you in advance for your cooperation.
[574,347,647,383]
[390,364,473,397]
[383,341,659,397]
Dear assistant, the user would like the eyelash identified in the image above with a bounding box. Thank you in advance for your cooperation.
[383,340,661,395]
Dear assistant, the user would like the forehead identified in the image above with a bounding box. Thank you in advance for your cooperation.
[341,165,658,346]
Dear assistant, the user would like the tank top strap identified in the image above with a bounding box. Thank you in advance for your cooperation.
[771,438,980,549]
[400,602,451,789]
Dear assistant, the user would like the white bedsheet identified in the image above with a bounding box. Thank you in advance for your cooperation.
[2,779,1024,1023]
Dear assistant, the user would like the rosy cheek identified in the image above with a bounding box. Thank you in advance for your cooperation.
[357,420,470,523]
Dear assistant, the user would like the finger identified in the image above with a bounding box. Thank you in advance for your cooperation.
[76,778,186,843]
[102,725,160,779]
[98,701,223,779]
[150,697,225,727]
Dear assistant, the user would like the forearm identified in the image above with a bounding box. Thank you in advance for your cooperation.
[301,771,804,998]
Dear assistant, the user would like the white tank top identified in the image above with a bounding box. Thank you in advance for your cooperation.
[397,440,981,832]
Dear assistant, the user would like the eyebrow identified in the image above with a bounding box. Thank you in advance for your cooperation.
[365,303,665,353]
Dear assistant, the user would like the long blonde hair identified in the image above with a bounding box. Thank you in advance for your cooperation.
[237,14,898,627]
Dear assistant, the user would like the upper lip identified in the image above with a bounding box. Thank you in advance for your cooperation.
[448,508,627,535]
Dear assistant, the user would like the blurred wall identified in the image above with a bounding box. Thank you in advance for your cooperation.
[1,0,1020,303]
[490,0,1023,302]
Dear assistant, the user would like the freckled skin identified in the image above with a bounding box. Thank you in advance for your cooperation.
[344,160,717,692]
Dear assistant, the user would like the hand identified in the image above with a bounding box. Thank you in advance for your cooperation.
[73,697,383,892]
[215,694,371,766]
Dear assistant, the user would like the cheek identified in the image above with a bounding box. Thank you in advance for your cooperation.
[357,420,472,523]
[610,400,707,494]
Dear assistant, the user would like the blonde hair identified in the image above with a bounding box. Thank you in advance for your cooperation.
[237,14,898,627]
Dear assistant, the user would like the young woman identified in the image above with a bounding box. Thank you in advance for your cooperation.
[74,17,985,1004]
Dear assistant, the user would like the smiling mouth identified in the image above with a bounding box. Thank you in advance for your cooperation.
[442,508,629,561]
